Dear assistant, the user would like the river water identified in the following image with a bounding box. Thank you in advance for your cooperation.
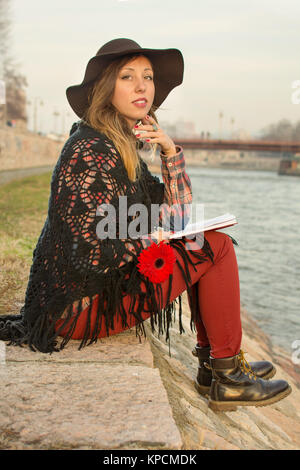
[156,165,300,354]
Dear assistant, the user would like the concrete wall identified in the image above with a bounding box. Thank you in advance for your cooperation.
[0,127,65,171]
[148,148,281,173]
[181,148,281,171]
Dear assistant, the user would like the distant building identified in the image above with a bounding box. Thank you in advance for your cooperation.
[159,119,199,139]
[231,128,252,140]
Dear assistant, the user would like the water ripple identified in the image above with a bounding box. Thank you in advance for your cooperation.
[188,166,300,353]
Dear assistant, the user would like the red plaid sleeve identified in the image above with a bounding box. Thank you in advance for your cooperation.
[119,146,193,266]
[159,145,193,232]
[120,146,193,267]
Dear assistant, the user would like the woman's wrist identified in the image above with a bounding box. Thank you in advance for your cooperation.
[161,144,177,158]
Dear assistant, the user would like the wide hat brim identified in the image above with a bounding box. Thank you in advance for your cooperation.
[66,39,184,118]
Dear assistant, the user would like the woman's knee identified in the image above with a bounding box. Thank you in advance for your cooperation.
[204,231,234,260]
[205,230,232,245]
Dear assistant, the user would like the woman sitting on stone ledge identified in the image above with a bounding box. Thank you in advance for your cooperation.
[0,38,292,412]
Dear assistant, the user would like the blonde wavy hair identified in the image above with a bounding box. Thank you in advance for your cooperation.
[82,53,160,182]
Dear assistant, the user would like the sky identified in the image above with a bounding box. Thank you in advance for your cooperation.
[8,0,300,137]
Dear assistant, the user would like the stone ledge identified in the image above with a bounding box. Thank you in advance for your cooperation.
[0,328,182,450]
[0,362,182,450]
[5,328,154,368]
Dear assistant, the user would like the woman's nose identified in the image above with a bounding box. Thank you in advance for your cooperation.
[135,77,147,91]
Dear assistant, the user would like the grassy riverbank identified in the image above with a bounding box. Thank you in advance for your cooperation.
[0,171,52,316]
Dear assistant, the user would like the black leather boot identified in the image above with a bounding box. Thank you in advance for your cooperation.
[193,344,277,397]
[208,353,292,411]
[193,346,212,397]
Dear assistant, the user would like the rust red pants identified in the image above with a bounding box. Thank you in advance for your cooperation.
[56,230,242,358]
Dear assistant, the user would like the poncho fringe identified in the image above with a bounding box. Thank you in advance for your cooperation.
[0,120,238,357]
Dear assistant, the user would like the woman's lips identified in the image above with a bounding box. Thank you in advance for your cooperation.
[132,100,147,108]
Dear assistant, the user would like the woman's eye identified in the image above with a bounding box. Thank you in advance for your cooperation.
[121,75,153,80]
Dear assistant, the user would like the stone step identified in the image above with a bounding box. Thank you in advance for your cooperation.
[0,328,182,450]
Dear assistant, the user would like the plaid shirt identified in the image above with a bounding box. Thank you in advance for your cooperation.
[120,145,192,266]
[159,145,193,230]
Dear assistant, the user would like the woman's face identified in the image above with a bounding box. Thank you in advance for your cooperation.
[111,55,155,128]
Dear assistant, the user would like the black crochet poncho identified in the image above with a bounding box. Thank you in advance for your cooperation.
[0,120,217,355]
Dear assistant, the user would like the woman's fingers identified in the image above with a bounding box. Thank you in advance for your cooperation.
[135,124,159,131]
[138,115,175,153]
[142,115,159,127]
[150,229,171,243]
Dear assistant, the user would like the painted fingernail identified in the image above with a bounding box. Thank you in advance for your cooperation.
[136,134,140,137]
[134,125,139,128]
[146,139,150,142]
[146,115,150,119]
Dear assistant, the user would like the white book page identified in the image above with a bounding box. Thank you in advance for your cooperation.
[169,213,237,239]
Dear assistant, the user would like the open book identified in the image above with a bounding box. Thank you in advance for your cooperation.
[169,213,237,240]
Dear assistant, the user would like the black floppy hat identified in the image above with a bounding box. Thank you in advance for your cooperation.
[66,38,184,118]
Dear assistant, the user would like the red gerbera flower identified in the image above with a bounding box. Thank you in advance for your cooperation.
[137,240,177,283]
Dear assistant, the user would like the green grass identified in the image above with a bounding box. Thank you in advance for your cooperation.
[0,172,52,315]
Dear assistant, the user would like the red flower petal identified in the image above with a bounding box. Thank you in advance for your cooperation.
[137,240,176,283]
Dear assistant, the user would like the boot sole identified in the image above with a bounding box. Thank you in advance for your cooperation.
[262,367,276,380]
[208,385,292,412]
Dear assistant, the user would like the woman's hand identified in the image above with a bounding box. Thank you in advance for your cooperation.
[149,228,171,243]
[134,115,177,158]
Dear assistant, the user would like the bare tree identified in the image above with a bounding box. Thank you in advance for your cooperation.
[0,0,28,125]
[259,118,300,142]
[5,66,27,120]
[0,0,10,75]
[292,121,300,141]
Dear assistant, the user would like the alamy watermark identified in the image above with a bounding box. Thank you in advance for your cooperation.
[291,340,300,365]
[95,198,206,250]
[291,80,300,104]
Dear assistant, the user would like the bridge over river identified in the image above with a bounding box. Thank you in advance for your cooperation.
[172,138,300,154]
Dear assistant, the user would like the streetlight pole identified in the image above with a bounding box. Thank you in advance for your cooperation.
[62,110,65,135]
[219,111,223,139]
[230,117,235,138]
[53,110,60,135]
[26,100,31,130]
[33,97,44,133]
[0,79,6,128]
[62,111,72,136]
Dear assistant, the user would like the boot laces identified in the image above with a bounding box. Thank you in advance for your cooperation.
[238,350,257,380]
[203,361,212,370]
[203,351,257,379]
